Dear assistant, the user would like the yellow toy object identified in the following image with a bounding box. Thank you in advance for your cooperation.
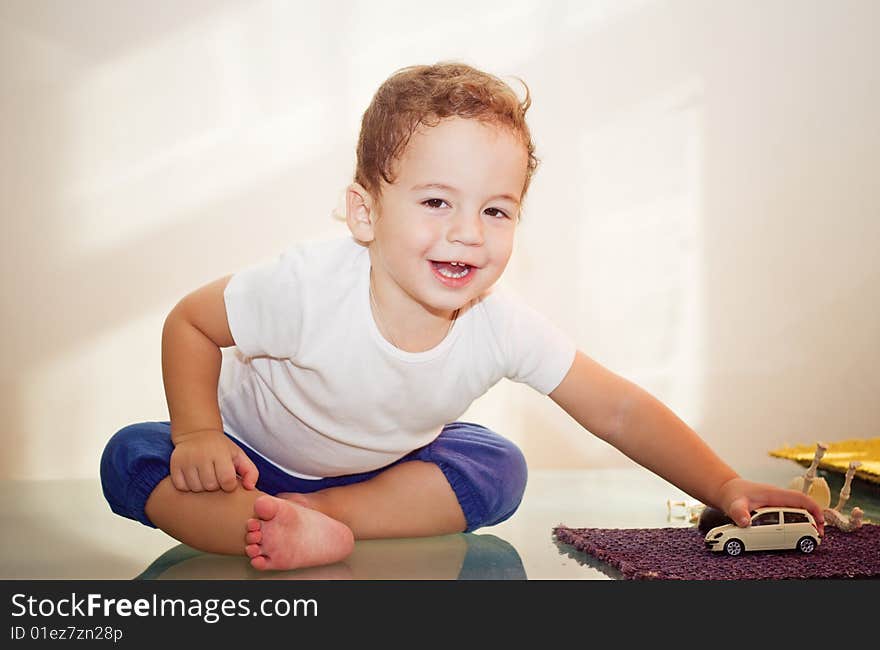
[786,442,832,510]
[770,437,880,484]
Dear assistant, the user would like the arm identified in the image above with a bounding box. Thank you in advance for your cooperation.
[162,275,258,492]
[549,351,825,532]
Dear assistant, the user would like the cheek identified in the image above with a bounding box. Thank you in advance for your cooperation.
[409,221,444,250]
[495,249,513,273]
[389,228,435,268]
[489,226,516,257]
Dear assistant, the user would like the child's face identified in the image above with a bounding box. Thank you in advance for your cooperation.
[355,117,528,316]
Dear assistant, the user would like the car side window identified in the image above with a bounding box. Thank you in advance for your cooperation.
[752,512,780,526]
[784,511,809,524]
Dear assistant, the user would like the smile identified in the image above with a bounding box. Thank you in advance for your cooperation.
[436,263,470,279]
[430,261,476,287]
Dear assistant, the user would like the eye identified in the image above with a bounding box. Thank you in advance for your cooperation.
[423,198,449,209]
[484,207,509,219]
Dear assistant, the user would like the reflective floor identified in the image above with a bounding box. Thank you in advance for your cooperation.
[3,460,872,580]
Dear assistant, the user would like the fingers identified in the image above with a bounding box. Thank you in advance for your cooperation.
[215,459,239,492]
[169,438,259,493]
[788,489,825,535]
[198,461,221,491]
[170,467,188,492]
[184,466,203,492]
[193,460,239,492]
[178,464,220,492]
[728,498,752,528]
[770,486,822,517]
[233,451,260,490]
[751,485,826,535]
[814,515,826,536]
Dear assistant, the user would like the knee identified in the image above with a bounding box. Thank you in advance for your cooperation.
[487,436,528,523]
[100,423,148,487]
[100,422,172,515]
[452,432,527,531]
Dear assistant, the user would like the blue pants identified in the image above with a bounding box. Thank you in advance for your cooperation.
[100,421,528,533]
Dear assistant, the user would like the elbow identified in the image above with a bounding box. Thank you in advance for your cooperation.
[162,301,188,337]
[162,300,205,352]
[598,387,642,447]
[161,306,182,355]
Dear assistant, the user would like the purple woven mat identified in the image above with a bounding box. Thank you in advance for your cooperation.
[553,524,880,580]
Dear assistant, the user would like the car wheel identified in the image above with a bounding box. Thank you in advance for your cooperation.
[797,536,816,554]
[724,539,744,556]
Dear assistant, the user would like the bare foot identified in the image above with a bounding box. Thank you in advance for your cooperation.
[245,495,354,571]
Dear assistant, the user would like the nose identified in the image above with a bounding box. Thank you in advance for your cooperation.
[447,208,484,246]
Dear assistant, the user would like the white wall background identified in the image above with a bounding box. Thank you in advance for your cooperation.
[1,0,877,480]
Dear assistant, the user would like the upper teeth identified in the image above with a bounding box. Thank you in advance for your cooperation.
[438,262,470,279]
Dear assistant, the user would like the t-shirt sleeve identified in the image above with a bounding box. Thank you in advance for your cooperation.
[488,288,578,395]
[223,251,303,359]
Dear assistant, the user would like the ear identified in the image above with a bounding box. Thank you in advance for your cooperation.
[345,182,377,243]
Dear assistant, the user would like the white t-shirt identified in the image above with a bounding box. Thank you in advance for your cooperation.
[218,236,576,479]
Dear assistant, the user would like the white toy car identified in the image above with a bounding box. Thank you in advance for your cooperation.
[704,507,821,556]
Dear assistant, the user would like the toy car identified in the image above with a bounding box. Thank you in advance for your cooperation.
[704,507,821,556]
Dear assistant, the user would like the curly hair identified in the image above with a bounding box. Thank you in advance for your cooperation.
[354,61,539,205]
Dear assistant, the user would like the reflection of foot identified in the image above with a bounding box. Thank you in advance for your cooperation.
[144,551,255,579]
[340,535,467,579]
[333,533,526,580]
[245,495,354,571]
[259,562,355,580]
[135,545,205,580]
[135,544,356,580]
[137,531,526,580]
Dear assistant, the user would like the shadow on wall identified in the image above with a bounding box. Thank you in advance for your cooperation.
[0,1,357,478]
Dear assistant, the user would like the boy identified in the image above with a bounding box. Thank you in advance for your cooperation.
[101,62,823,572]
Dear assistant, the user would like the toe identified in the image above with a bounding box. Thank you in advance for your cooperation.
[246,518,261,532]
[253,494,279,521]
[246,530,262,544]
[250,555,269,571]
[245,543,263,559]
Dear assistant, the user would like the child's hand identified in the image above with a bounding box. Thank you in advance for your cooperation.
[716,477,825,536]
[170,429,259,492]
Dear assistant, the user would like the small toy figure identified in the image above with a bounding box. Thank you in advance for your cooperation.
[788,443,864,533]
[787,441,832,509]
[823,461,864,532]
[704,507,821,556]
[666,498,705,524]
